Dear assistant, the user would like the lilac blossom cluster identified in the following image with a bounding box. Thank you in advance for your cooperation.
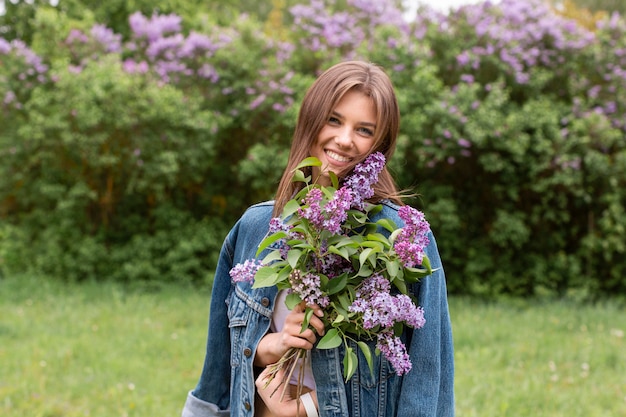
[229,259,263,283]
[377,330,412,375]
[343,152,386,210]
[288,270,330,308]
[57,12,296,114]
[446,0,595,85]
[298,152,386,235]
[394,206,431,268]
[349,273,425,375]
[289,0,406,57]
[298,185,353,235]
[0,39,48,109]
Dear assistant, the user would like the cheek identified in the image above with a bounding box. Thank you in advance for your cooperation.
[355,138,376,155]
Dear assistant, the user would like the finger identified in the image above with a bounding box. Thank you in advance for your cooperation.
[307,315,326,336]
[306,303,325,318]
[292,301,306,313]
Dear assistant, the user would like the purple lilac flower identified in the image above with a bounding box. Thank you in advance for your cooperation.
[229,259,262,283]
[129,12,182,42]
[4,91,16,105]
[146,34,185,60]
[377,330,412,375]
[322,186,353,234]
[123,59,149,74]
[298,188,325,230]
[90,24,122,53]
[394,206,430,268]
[65,29,89,44]
[318,252,353,279]
[350,274,426,331]
[289,270,330,308]
[343,152,386,210]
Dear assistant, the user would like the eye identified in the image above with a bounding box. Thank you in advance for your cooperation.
[328,116,341,125]
[357,126,374,137]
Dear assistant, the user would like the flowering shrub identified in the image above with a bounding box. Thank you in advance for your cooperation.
[230,153,432,381]
[0,38,48,111]
[0,0,625,296]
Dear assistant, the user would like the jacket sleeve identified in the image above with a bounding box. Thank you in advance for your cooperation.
[397,231,455,417]
[181,222,241,417]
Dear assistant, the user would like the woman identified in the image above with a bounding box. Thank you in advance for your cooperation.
[181,61,455,417]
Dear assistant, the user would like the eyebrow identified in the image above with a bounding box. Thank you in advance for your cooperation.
[331,111,377,129]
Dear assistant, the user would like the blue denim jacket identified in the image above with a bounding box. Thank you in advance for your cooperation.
[182,201,455,417]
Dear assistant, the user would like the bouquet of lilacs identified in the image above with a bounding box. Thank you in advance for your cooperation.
[230,152,433,391]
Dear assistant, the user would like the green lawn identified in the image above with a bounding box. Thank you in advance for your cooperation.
[1,275,624,416]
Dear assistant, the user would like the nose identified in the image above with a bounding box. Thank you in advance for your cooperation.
[334,128,353,148]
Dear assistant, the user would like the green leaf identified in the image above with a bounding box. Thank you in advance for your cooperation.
[359,248,374,268]
[356,263,373,277]
[328,245,350,260]
[282,199,301,220]
[295,157,322,170]
[285,292,302,310]
[252,266,281,288]
[301,308,314,333]
[287,249,302,269]
[332,314,346,325]
[388,228,402,244]
[421,255,433,273]
[292,169,310,183]
[329,171,339,188]
[367,203,383,216]
[365,233,390,244]
[256,231,287,256]
[337,293,352,311]
[386,258,400,279]
[343,347,358,381]
[376,218,397,232]
[261,250,285,265]
[326,273,348,295]
[393,277,408,294]
[357,341,374,376]
[317,328,342,349]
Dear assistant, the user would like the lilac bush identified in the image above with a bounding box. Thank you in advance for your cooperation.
[1,0,625,295]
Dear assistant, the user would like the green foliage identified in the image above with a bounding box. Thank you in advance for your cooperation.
[1,0,625,296]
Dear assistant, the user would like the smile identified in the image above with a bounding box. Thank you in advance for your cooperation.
[326,150,352,163]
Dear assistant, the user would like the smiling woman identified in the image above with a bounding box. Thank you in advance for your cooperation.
[181,60,455,417]
[309,90,378,186]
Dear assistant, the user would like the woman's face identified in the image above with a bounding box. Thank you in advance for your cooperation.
[310,90,377,186]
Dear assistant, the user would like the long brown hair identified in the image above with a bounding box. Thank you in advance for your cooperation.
[273,61,403,216]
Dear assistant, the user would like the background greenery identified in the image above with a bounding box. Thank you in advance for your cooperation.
[1,0,626,298]
[0,275,624,416]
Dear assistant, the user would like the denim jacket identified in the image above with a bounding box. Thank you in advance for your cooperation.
[182,201,454,417]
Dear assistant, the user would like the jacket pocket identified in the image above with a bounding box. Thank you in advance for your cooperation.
[227,286,253,367]
[353,339,394,389]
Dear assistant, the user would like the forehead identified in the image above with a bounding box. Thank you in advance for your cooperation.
[333,90,377,120]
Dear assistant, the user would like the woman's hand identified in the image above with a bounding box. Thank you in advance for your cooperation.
[255,302,325,367]
[255,367,318,417]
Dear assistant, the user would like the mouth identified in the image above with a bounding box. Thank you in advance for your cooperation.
[325,149,352,163]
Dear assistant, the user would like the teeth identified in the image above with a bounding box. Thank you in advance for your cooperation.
[326,150,351,162]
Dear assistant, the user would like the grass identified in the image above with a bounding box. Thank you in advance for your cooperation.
[0,275,624,417]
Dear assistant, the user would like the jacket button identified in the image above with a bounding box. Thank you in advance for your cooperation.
[261,297,270,307]
[243,347,252,357]
[244,401,251,411]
